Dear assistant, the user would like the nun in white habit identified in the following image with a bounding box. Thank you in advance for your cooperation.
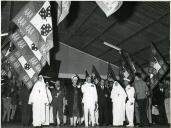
[110,81,127,126]
[28,75,49,127]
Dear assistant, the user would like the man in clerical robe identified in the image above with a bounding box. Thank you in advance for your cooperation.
[28,75,49,127]
[110,81,127,126]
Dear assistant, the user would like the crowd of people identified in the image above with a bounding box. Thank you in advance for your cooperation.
[1,72,170,128]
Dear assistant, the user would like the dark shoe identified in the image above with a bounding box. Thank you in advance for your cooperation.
[60,123,64,126]
[53,123,57,126]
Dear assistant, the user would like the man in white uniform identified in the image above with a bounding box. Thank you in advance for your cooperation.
[124,78,135,127]
[28,75,49,127]
[81,76,98,127]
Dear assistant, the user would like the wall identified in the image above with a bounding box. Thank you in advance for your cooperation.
[55,42,119,79]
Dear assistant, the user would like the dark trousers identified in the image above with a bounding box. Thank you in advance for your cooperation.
[158,103,167,124]
[21,103,32,126]
[98,102,109,125]
[152,115,160,124]
[134,106,140,124]
[137,99,149,126]
[108,101,113,125]
[53,103,63,124]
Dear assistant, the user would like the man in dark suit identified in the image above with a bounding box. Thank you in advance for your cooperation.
[51,80,64,126]
[97,79,110,126]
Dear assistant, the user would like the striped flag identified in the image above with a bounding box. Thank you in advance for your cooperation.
[12,1,54,65]
[96,1,123,17]
[7,29,50,89]
[10,30,46,72]
[148,42,169,89]
[6,49,38,89]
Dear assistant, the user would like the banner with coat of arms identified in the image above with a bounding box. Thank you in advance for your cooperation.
[6,48,38,89]
[12,1,53,64]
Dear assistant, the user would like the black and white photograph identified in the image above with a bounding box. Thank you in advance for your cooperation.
[1,1,170,128]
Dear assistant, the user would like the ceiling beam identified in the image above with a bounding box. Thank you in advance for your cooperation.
[116,13,169,47]
[66,4,97,43]
[1,1,8,7]
[81,20,118,50]
[111,36,169,65]
[135,7,169,27]
[131,36,168,57]
[98,12,169,58]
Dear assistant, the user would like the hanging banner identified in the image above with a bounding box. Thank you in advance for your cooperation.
[9,30,46,74]
[57,1,71,24]
[6,49,38,89]
[12,1,53,64]
[96,1,123,17]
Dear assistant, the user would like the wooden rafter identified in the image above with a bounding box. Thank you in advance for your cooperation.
[98,12,169,58]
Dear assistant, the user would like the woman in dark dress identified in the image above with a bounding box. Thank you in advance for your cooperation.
[67,74,82,126]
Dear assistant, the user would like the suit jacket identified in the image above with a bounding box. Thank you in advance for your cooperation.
[51,87,64,105]
[97,85,110,104]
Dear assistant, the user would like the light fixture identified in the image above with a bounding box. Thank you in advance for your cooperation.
[1,33,8,37]
[104,42,121,51]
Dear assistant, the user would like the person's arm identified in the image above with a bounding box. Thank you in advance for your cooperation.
[145,82,150,97]
[81,84,85,94]
[133,83,138,100]
[94,85,98,111]
[47,87,52,103]
[94,85,98,103]
[129,87,135,103]
[110,88,114,99]
[28,89,34,105]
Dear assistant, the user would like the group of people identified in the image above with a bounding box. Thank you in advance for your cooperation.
[1,72,170,128]
[27,72,170,128]
[1,76,19,123]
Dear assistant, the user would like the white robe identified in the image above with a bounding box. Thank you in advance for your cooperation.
[110,81,127,126]
[42,87,53,125]
[28,78,49,127]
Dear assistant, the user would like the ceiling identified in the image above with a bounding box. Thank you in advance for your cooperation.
[1,1,170,68]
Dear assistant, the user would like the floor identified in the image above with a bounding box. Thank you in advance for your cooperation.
[1,123,170,128]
